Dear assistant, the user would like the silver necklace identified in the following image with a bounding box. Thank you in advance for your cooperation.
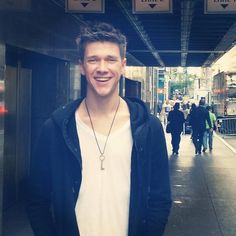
[84,98,120,171]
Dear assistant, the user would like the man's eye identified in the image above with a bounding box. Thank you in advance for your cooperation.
[107,58,117,63]
[87,59,98,64]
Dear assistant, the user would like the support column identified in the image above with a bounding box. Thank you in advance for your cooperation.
[0,42,6,236]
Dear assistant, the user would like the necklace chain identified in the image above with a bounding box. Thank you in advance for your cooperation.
[84,98,120,170]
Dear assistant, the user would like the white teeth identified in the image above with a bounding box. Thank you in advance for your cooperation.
[95,78,109,81]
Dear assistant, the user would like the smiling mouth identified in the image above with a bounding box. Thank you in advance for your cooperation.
[95,77,110,82]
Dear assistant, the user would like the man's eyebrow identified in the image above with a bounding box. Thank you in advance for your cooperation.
[86,55,119,59]
[107,55,119,58]
[86,55,98,58]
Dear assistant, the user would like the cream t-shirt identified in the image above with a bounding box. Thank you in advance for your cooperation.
[75,113,133,236]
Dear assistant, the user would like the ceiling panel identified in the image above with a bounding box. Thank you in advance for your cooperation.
[74,0,236,67]
[32,0,236,67]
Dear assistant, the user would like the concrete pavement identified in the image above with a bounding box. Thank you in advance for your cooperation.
[164,132,236,236]
[2,132,236,236]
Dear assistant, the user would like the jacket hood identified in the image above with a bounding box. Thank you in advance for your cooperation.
[51,97,150,130]
[51,98,83,128]
[123,97,150,128]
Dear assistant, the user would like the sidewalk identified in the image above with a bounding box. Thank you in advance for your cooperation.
[2,132,236,236]
[164,132,236,236]
[217,134,236,154]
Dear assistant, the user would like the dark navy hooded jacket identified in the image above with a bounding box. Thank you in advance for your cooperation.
[27,97,172,236]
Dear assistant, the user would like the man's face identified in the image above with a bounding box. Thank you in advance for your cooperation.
[79,41,126,99]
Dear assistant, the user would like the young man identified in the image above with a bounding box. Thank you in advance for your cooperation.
[27,22,172,236]
[167,102,185,155]
[203,105,217,152]
[190,99,212,155]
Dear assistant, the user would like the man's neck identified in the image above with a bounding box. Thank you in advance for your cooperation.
[76,96,130,135]
[85,96,121,115]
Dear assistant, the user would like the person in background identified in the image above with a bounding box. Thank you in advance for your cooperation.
[162,100,172,125]
[157,100,163,117]
[26,22,172,236]
[167,102,185,155]
[203,105,218,152]
[189,103,197,139]
[181,103,190,134]
[189,99,212,155]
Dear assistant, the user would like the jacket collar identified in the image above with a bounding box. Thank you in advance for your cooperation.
[51,98,83,128]
[51,97,150,130]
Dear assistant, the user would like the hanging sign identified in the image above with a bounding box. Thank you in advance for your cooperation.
[66,0,104,13]
[0,0,30,11]
[205,0,236,14]
[133,0,172,14]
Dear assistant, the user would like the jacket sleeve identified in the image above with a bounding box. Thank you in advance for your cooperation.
[189,112,193,126]
[167,111,171,122]
[26,119,56,236]
[182,112,185,123]
[206,111,212,129]
[147,116,172,236]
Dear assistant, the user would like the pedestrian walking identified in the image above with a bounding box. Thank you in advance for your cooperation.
[203,105,218,152]
[26,22,172,236]
[181,103,190,134]
[167,102,185,155]
[189,99,212,155]
[188,103,197,139]
[157,100,163,116]
[162,100,172,125]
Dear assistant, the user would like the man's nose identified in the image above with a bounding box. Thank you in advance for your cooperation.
[97,60,108,72]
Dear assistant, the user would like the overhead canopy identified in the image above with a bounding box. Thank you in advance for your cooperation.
[2,0,236,67]
[73,0,236,67]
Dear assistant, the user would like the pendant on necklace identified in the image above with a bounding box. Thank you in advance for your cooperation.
[84,98,120,172]
[99,154,105,171]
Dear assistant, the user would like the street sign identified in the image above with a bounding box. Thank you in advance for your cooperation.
[66,0,105,13]
[0,0,31,11]
[205,0,236,14]
[132,0,172,14]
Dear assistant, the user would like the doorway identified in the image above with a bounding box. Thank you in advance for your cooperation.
[3,64,32,210]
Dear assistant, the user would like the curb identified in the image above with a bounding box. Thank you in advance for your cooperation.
[215,133,236,155]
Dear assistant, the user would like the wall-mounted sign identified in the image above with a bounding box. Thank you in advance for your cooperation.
[0,0,31,11]
[66,0,104,13]
[133,0,172,14]
[205,0,236,14]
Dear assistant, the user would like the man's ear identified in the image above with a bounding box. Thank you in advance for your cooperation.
[122,57,127,66]
[79,61,85,75]
[121,58,127,74]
